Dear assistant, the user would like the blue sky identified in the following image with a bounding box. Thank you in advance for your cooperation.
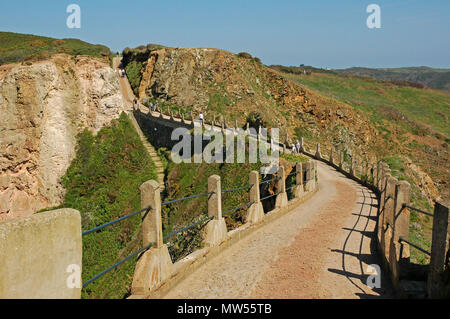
[0,0,449,69]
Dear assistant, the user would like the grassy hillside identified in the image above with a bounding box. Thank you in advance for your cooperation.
[278,69,450,137]
[0,31,111,65]
[335,66,450,92]
[277,69,450,264]
[58,113,157,299]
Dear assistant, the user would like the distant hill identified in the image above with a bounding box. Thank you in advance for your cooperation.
[0,31,111,65]
[334,66,450,91]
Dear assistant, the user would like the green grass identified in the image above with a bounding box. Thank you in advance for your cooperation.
[161,143,307,262]
[383,155,434,265]
[283,72,450,137]
[59,113,157,299]
[0,32,111,65]
[124,60,143,96]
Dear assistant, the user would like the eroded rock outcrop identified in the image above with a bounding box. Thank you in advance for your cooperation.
[0,55,125,220]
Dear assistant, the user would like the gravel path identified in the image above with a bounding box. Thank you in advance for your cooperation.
[163,161,393,299]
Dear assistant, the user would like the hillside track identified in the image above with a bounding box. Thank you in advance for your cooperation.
[113,57,165,189]
[163,161,393,299]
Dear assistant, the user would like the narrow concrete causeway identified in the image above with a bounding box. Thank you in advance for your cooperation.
[163,161,393,299]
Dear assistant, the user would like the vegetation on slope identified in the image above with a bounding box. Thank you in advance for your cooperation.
[335,66,450,92]
[157,145,308,263]
[0,31,112,65]
[279,69,449,265]
[60,113,157,299]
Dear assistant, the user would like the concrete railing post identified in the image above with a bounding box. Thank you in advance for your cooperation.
[304,161,312,191]
[0,209,82,299]
[427,200,450,299]
[372,162,378,187]
[389,181,411,287]
[300,137,305,153]
[275,166,288,208]
[132,180,173,296]
[315,143,322,159]
[246,171,264,224]
[380,175,396,262]
[140,180,163,248]
[295,162,304,198]
[329,147,334,165]
[204,175,228,247]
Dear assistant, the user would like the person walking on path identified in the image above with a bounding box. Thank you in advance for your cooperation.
[199,113,204,126]
[296,140,301,154]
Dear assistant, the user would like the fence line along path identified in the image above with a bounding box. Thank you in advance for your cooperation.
[114,57,165,190]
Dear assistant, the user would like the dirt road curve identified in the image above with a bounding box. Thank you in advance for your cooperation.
[163,161,394,299]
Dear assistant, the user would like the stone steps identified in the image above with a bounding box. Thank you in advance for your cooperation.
[127,111,165,190]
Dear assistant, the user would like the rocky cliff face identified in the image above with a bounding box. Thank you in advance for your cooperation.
[127,46,440,204]
[0,54,124,220]
[132,47,380,155]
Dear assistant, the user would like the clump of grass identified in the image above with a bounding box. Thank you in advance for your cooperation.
[0,32,111,66]
[384,155,433,265]
[60,113,157,299]
[124,61,143,96]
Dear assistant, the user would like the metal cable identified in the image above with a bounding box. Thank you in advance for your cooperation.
[399,237,431,256]
[260,177,280,185]
[222,184,253,193]
[403,204,433,217]
[161,192,214,206]
[82,205,151,237]
[260,192,281,201]
[163,215,213,241]
[82,242,153,288]
[222,201,255,216]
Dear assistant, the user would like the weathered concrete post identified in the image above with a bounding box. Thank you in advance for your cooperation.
[380,174,396,262]
[389,181,411,288]
[0,209,82,299]
[427,200,450,299]
[315,143,322,159]
[204,175,228,247]
[329,147,334,165]
[372,162,378,187]
[303,161,312,191]
[300,137,305,153]
[295,162,304,198]
[349,159,354,176]
[235,119,238,130]
[132,180,173,295]
[246,171,265,224]
[275,166,288,208]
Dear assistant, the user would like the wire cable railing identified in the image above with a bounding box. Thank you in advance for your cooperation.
[221,184,253,193]
[83,242,154,288]
[222,201,255,216]
[259,176,280,185]
[161,192,214,206]
[163,215,213,241]
[81,205,153,287]
[403,204,433,217]
[82,166,305,290]
[260,191,281,202]
[399,236,431,256]
[82,206,151,236]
